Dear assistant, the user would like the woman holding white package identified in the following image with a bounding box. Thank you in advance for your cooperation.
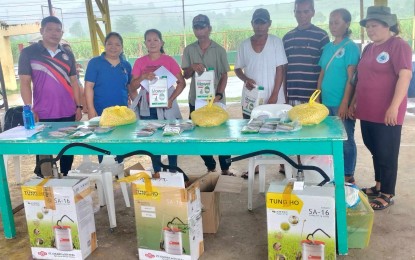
[130,29,186,175]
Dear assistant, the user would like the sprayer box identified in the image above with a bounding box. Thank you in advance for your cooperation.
[132,172,204,260]
[21,177,97,260]
[266,181,336,260]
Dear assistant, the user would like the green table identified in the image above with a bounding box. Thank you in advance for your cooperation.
[0,118,348,254]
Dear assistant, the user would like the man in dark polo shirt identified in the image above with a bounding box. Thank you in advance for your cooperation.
[283,0,329,105]
[18,16,82,176]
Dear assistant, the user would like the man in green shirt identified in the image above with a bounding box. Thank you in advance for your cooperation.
[182,14,233,176]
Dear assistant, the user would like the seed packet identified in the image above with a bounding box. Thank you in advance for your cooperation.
[146,122,166,130]
[69,130,93,139]
[136,128,156,137]
[78,125,98,132]
[149,76,168,108]
[165,121,195,131]
[195,69,215,100]
[178,122,195,131]
[48,131,68,138]
[247,118,265,127]
[259,122,278,134]
[94,126,114,134]
[276,121,302,132]
[58,126,78,134]
[241,125,261,134]
[162,126,182,136]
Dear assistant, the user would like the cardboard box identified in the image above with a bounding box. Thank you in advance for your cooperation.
[347,191,374,249]
[21,177,97,260]
[266,181,336,260]
[124,162,145,176]
[193,173,242,234]
[132,172,204,260]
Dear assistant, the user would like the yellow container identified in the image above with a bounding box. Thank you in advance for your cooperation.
[347,191,374,249]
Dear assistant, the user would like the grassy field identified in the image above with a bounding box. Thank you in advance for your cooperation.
[10,18,415,63]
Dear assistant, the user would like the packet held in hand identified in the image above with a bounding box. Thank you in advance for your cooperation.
[195,68,215,100]
[149,76,168,108]
[242,85,264,116]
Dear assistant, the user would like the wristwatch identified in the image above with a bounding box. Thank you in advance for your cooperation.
[76,105,83,109]
[215,93,223,100]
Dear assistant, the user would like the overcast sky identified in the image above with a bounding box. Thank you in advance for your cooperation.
[0,0,294,25]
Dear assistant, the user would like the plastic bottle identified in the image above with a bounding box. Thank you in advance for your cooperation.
[23,105,35,130]
[257,86,265,105]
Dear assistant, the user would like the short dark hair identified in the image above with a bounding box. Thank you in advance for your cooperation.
[41,16,62,28]
[295,0,314,10]
[105,32,124,47]
[331,8,352,37]
[144,29,165,54]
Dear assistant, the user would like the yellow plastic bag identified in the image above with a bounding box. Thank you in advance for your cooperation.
[191,97,229,127]
[288,90,329,125]
[99,106,137,127]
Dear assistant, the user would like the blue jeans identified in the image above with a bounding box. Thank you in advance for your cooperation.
[141,108,178,172]
[327,106,356,177]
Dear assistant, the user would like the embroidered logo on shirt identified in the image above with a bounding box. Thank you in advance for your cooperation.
[62,53,69,61]
[336,48,345,58]
[376,52,389,63]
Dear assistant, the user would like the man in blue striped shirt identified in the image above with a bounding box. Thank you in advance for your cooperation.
[283,0,329,105]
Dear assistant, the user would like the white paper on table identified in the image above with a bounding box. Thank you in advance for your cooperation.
[140,65,178,91]
[0,125,45,139]
[195,99,226,110]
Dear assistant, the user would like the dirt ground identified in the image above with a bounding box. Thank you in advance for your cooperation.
[1,101,415,259]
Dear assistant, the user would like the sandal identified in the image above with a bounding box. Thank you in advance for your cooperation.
[241,170,259,179]
[221,170,236,176]
[370,194,394,210]
[345,176,355,184]
[361,186,380,197]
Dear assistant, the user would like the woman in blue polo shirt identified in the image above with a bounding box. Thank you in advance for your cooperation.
[84,32,132,119]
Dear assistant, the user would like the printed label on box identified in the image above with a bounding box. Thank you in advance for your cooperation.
[22,178,96,260]
[266,182,336,260]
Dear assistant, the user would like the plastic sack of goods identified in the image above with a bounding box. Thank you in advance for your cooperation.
[288,90,329,125]
[100,106,137,127]
[191,97,229,127]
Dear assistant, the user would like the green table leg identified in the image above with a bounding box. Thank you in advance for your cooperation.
[0,155,16,239]
[333,142,348,255]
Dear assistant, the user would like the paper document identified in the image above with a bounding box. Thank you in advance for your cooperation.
[140,66,178,91]
[0,125,45,139]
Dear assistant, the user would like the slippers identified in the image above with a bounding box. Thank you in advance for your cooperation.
[221,170,236,176]
[241,170,259,179]
[370,194,394,210]
[345,176,355,184]
[362,186,380,198]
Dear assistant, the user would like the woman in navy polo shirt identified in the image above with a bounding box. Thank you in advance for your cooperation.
[84,32,132,119]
